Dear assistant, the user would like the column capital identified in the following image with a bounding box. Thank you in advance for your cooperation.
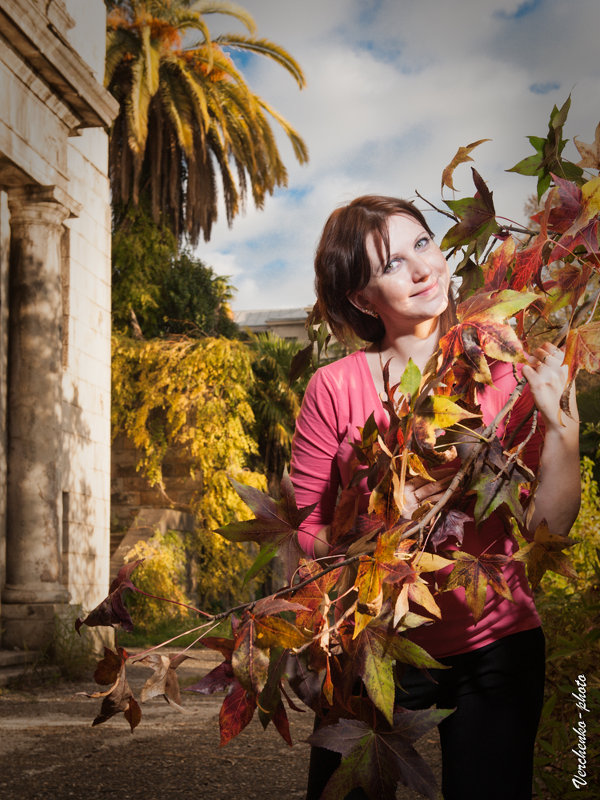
[8,184,82,221]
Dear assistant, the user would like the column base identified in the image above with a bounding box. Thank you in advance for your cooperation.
[1,602,69,650]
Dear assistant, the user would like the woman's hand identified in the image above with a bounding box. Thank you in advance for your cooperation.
[522,342,577,428]
[402,470,455,518]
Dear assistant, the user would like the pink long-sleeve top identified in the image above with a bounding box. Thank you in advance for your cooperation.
[290,350,542,658]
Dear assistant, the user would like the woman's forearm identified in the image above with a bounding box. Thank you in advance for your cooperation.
[527,412,581,537]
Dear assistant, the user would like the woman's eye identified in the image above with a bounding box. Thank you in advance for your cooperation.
[416,236,430,250]
[384,258,402,273]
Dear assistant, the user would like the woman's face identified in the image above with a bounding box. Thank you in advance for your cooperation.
[353,213,450,334]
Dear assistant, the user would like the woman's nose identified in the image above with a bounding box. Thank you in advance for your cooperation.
[411,257,432,281]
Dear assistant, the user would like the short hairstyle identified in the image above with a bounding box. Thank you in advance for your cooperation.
[314,195,455,343]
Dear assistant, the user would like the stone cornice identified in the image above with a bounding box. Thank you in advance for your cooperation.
[0,0,119,130]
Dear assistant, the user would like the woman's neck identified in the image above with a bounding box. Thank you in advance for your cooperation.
[378,319,440,374]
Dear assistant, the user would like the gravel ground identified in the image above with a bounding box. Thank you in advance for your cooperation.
[0,657,442,800]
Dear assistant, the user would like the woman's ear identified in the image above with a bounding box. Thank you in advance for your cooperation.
[348,292,378,318]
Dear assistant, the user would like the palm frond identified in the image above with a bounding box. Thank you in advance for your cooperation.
[216,34,306,89]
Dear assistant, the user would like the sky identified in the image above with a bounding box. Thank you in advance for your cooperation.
[197,0,600,312]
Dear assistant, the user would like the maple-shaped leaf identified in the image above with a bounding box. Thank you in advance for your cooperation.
[430,509,473,550]
[542,262,593,317]
[560,322,600,412]
[80,648,141,732]
[513,521,577,589]
[75,560,143,633]
[218,470,315,578]
[442,168,500,255]
[438,290,537,383]
[481,237,515,291]
[574,122,600,169]
[349,621,446,724]
[441,139,491,192]
[136,652,191,710]
[548,175,600,262]
[309,708,453,800]
[372,529,415,585]
[288,342,313,384]
[412,394,480,453]
[442,551,513,622]
[219,679,257,746]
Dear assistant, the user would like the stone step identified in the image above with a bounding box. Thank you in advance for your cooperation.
[0,649,43,687]
[0,649,40,668]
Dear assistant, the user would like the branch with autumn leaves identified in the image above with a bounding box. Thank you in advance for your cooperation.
[76,99,600,800]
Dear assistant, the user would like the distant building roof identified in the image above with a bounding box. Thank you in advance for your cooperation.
[235,307,311,327]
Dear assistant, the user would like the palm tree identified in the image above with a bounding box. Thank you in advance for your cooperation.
[105,0,308,243]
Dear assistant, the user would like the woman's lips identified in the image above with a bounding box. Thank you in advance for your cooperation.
[412,279,439,297]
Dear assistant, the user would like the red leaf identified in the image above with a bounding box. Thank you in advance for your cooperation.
[87,661,141,732]
[430,510,472,550]
[219,680,257,746]
[560,322,600,411]
[93,646,129,685]
[482,237,515,290]
[75,560,143,633]
[271,700,293,746]
[438,290,537,382]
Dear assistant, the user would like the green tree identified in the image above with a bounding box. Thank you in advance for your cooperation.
[112,205,238,338]
[105,0,308,243]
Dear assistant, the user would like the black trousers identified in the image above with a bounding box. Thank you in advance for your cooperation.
[306,627,545,800]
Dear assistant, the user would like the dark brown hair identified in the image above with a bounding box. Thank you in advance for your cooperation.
[314,195,455,343]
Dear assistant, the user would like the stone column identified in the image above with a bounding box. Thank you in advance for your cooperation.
[1,189,69,649]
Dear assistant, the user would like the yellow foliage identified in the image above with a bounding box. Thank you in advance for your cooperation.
[112,335,268,611]
[125,530,191,630]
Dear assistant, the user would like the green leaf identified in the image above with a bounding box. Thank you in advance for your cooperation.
[507,153,543,177]
[242,543,278,586]
[399,359,421,400]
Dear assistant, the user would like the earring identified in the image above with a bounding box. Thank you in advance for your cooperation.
[362,307,379,319]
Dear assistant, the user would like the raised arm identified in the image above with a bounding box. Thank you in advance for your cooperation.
[522,342,581,537]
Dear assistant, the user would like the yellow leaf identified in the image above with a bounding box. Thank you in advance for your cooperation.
[408,578,442,619]
[412,552,454,573]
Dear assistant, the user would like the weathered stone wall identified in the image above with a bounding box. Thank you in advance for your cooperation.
[0,0,118,648]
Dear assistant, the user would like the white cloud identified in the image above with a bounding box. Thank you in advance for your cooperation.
[194,0,600,310]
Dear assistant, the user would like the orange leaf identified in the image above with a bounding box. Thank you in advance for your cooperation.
[438,290,537,382]
[441,139,491,191]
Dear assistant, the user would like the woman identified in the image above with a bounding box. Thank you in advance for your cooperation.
[290,196,581,800]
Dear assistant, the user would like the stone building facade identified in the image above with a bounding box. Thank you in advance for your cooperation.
[0,0,118,648]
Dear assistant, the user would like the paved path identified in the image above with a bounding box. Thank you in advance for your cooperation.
[0,654,441,800]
